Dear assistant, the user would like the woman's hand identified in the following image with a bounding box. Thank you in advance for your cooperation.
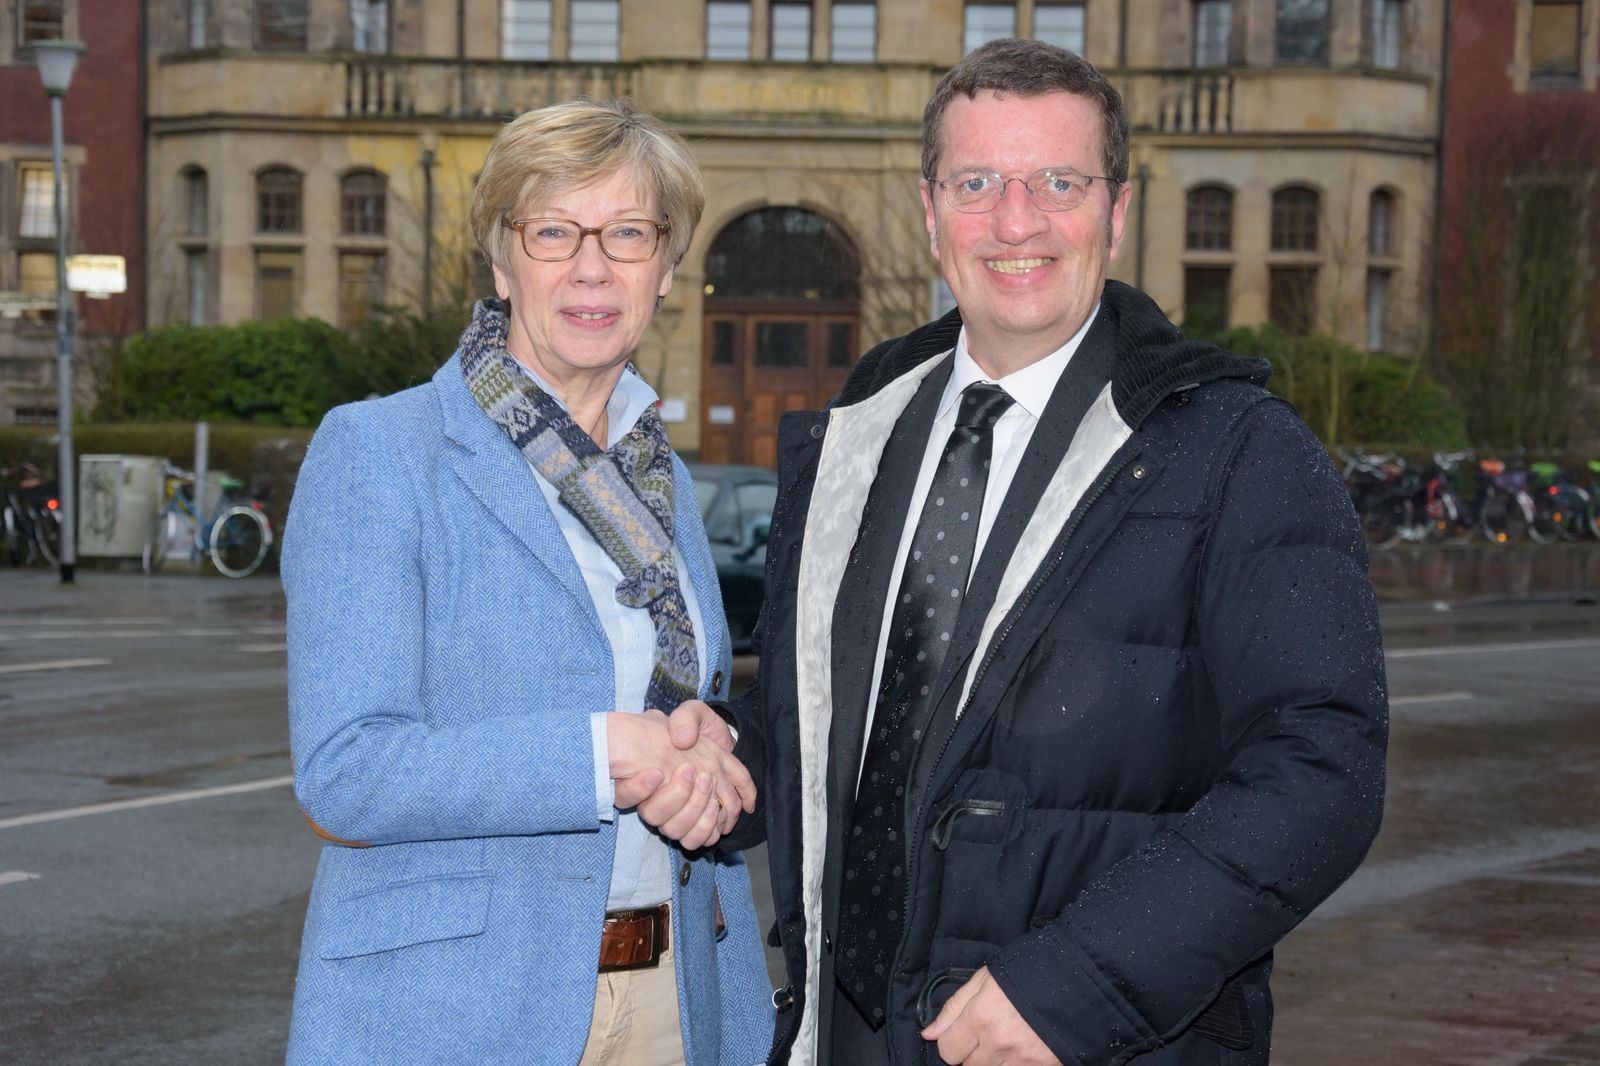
[607,709,755,849]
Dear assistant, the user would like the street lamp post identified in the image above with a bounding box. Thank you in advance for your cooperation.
[34,39,84,584]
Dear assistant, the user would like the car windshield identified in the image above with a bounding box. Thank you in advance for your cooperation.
[694,477,719,518]
[735,483,777,524]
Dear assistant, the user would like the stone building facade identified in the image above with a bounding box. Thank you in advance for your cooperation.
[144,0,1444,459]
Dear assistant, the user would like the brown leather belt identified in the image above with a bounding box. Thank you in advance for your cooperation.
[599,902,670,972]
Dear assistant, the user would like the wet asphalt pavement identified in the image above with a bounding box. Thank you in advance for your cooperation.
[0,541,1597,1064]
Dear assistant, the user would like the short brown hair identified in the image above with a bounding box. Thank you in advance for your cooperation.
[922,38,1130,190]
[471,97,705,275]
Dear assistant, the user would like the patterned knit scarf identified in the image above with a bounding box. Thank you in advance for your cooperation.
[459,297,699,712]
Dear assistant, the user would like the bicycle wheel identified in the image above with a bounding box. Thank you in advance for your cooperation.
[1361,493,1408,550]
[1425,490,1462,542]
[1555,486,1590,542]
[1528,498,1560,544]
[209,507,270,578]
[3,502,32,566]
[33,506,60,566]
[143,512,177,575]
[1480,490,1529,545]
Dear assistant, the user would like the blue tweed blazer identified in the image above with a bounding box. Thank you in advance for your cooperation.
[283,358,775,1065]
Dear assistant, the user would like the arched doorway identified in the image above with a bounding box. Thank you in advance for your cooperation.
[700,208,861,468]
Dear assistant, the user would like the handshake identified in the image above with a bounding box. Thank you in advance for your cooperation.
[606,701,754,850]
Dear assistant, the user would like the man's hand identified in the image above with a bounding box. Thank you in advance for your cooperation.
[666,699,736,753]
[921,967,1061,1066]
[636,701,756,845]
[606,709,755,849]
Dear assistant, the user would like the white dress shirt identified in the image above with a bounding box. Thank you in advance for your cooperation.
[859,306,1101,782]
[516,363,706,910]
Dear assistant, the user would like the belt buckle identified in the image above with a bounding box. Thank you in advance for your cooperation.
[599,902,670,973]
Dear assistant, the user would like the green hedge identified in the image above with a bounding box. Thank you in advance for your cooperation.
[94,318,357,426]
[1192,322,1470,449]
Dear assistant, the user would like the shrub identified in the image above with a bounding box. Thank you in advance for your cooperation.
[95,318,352,426]
[1190,322,1468,448]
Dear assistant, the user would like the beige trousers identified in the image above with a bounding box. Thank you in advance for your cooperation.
[577,942,686,1066]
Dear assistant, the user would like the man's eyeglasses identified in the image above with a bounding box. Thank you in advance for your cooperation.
[502,217,670,262]
[930,168,1116,213]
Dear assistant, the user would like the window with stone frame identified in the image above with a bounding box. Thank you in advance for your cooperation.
[570,0,619,60]
[1034,1,1085,54]
[1368,188,1396,258]
[339,251,386,329]
[1186,185,1234,251]
[18,251,56,297]
[17,162,62,240]
[771,0,812,60]
[1193,0,1232,65]
[18,0,63,45]
[256,0,308,49]
[831,0,875,61]
[964,1,1017,53]
[256,167,303,234]
[503,0,552,58]
[1185,267,1232,332]
[1269,266,1318,335]
[188,0,210,48]
[256,249,302,320]
[187,249,208,326]
[707,0,752,58]
[1369,0,1402,68]
[1529,0,1581,79]
[183,167,208,238]
[340,170,387,236]
[1275,0,1328,63]
[1365,269,1390,350]
[1271,185,1320,251]
[351,0,389,52]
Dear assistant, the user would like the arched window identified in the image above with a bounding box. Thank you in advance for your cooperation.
[1368,188,1396,258]
[256,167,303,234]
[1185,185,1233,251]
[341,170,387,236]
[1271,186,1319,252]
[701,207,862,467]
[704,208,860,301]
[182,167,208,238]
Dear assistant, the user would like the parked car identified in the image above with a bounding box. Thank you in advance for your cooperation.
[687,462,778,652]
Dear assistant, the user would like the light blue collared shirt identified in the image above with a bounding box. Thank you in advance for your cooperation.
[516,362,706,910]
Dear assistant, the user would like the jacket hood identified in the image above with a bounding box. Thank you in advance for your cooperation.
[838,279,1271,429]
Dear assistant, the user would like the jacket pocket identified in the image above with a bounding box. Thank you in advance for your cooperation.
[916,966,978,1029]
[316,870,494,959]
[1192,977,1255,1050]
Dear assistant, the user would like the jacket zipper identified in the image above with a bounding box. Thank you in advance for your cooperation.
[893,449,1142,1017]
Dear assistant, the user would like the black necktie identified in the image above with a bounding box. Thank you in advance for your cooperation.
[835,381,1015,1028]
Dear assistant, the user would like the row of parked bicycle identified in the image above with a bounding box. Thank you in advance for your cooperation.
[1,463,63,568]
[3,460,273,577]
[1339,449,1600,549]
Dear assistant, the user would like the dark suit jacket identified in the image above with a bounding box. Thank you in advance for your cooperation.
[726,281,1388,1066]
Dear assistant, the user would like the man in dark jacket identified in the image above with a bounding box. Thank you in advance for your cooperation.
[704,37,1388,1066]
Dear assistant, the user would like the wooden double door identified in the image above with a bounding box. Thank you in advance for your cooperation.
[700,301,858,469]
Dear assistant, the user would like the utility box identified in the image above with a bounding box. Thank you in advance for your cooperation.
[78,455,168,557]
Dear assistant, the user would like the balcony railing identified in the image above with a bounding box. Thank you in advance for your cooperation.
[1154,73,1234,133]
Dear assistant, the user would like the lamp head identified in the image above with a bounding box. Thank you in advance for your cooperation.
[33,39,85,97]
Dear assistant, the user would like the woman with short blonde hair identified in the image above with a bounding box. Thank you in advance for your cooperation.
[284,98,774,1065]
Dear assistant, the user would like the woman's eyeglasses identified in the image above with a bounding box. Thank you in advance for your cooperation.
[501,217,670,262]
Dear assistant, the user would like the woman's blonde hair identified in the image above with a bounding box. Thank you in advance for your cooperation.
[471,98,705,275]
